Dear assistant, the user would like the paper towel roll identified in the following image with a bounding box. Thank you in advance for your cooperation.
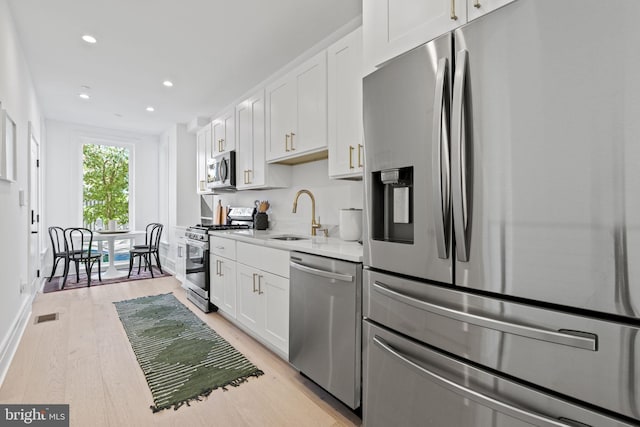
[339,209,362,241]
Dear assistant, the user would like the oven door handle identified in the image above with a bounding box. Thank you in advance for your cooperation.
[185,238,209,250]
[373,336,572,427]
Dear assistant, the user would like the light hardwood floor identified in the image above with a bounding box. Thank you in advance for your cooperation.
[0,277,362,427]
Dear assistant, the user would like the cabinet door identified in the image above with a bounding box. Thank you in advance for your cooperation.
[260,271,289,356]
[266,75,296,161]
[293,51,327,155]
[221,258,237,318]
[328,27,364,179]
[467,0,515,21]
[363,0,466,69]
[210,254,224,307]
[212,120,225,156]
[196,126,209,192]
[236,98,254,190]
[236,263,264,332]
[222,109,235,153]
[236,91,267,189]
[176,243,186,282]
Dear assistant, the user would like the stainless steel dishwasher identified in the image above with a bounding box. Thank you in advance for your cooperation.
[289,251,362,410]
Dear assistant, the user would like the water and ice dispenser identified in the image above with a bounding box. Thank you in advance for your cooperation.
[371,166,414,244]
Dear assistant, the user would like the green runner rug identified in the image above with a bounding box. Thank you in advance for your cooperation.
[114,293,264,412]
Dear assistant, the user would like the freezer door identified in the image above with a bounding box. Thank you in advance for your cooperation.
[364,269,640,421]
[363,321,635,427]
[363,33,453,284]
[452,0,640,319]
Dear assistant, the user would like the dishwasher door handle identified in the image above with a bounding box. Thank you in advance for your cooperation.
[290,261,354,282]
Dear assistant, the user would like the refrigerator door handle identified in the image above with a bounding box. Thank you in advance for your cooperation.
[372,281,598,351]
[451,49,470,262]
[372,335,572,427]
[432,57,451,259]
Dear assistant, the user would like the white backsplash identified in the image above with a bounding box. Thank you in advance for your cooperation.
[209,159,363,237]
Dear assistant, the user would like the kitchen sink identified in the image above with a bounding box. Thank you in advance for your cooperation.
[270,235,309,241]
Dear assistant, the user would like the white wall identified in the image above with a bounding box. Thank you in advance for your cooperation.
[211,160,363,236]
[44,120,160,234]
[0,0,45,382]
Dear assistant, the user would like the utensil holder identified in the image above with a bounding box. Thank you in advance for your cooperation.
[255,212,268,230]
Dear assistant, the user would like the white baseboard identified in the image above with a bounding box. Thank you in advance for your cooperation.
[0,292,35,387]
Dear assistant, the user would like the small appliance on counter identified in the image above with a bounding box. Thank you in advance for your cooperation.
[339,208,362,241]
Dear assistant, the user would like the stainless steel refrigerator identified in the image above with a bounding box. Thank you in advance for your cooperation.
[362,1,640,426]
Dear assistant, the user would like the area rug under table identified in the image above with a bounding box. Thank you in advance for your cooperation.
[44,267,171,293]
[114,293,264,412]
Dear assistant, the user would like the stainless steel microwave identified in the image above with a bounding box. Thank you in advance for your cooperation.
[207,151,236,191]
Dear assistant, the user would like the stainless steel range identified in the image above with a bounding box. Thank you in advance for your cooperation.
[184,206,255,313]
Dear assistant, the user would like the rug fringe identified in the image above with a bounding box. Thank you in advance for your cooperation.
[150,370,265,413]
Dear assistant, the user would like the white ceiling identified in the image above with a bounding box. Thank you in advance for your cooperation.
[7,0,362,135]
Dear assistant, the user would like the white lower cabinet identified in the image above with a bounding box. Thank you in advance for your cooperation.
[209,236,290,358]
[236,263,290,357]
[236,243,290,357]
[211,254,237,317]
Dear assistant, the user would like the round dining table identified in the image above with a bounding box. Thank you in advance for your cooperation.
[94,230,144,279]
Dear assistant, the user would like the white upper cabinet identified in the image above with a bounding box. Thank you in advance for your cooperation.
[364,0,517,70]
[467,0,514,21]
[266,51,328,163]
[236,90,290,190]
[364,0,466,70]
[196,123,212,193]
[212,108,235,155]
[328,27,364,179]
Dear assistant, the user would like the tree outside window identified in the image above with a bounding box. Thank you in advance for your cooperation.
[83,144,129,230]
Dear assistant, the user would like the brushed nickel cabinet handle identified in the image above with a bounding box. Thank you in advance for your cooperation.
[252,273,257,293]
[219,260,223,277]
[358,144,363,168]
[349,146,355,169]
[290,132,296,150]
[285,134,291,152]
[247,169,252,184]
[450,0,458,20]
[474,0,481,8]
[258,275,264,295]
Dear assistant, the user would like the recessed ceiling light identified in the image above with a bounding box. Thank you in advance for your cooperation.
[146,106,155,112]
[81,85,91,91]
[82,34,97,44]
[162,80,174,87]
[79,93,90,100]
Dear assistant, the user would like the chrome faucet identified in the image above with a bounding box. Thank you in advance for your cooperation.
[292,189,321,236]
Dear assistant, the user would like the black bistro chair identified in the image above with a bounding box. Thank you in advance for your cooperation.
[65,227,102,287]
[128,223,163,278]
[48,226,70,285]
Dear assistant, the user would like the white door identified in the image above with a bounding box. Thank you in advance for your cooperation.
[236,263,263,331]
[261,271,289,355]
[266,76,295,160]
[236,99,254,189]
[28,124,40,294]
[210,254,224,306]
[222,259,237,318]
[294,51,328,154]
[363,0,465,69]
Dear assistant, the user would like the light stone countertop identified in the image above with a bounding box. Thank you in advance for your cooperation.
[208,229,363,263]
